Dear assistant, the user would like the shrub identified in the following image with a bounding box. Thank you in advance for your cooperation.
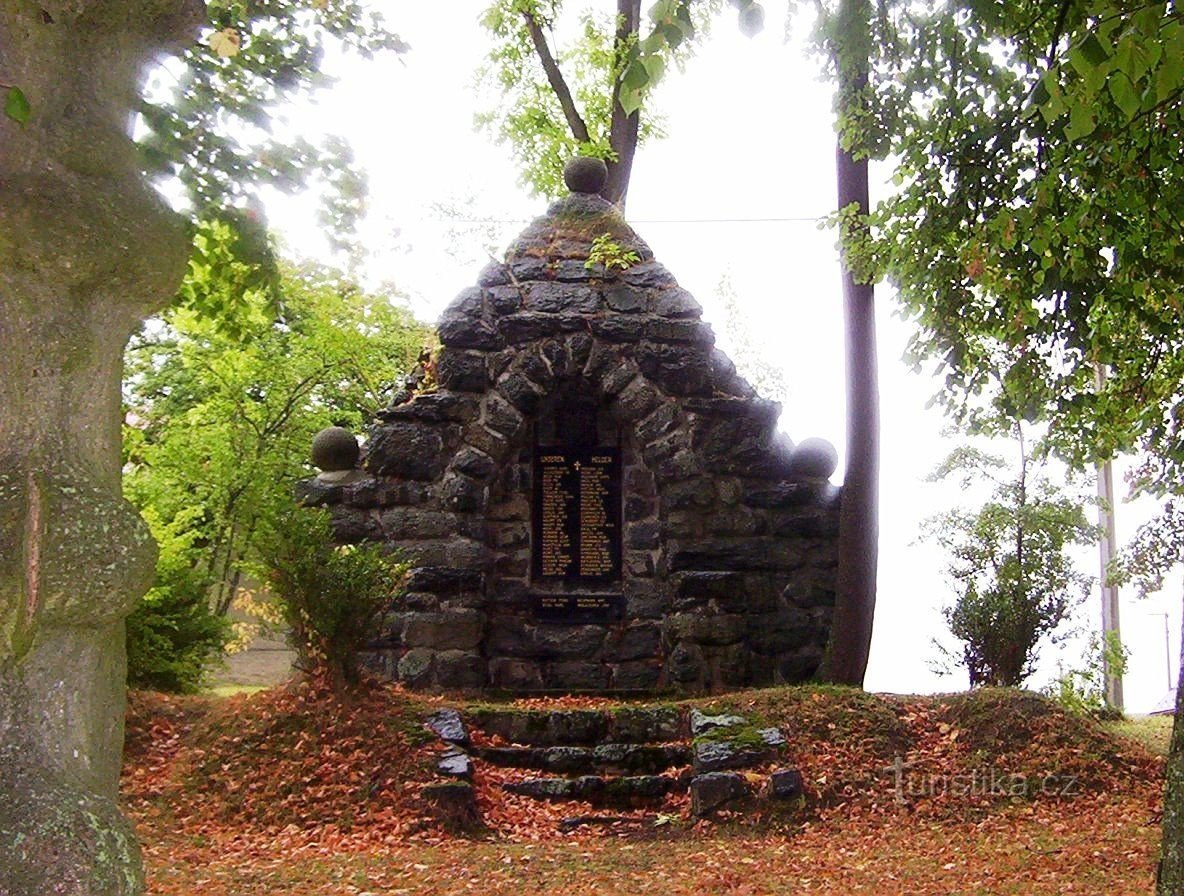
[255,508,405,690]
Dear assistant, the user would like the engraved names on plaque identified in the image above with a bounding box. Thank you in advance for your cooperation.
[532,447,622,584]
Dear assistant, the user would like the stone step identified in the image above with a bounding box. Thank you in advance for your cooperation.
[475,742,691,775]
[466,705,683,746]
[503,774,683,806]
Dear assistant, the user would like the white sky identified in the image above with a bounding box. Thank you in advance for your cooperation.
[260,0,1181,711]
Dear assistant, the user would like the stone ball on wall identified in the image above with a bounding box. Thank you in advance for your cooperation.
[311,426,360,472]
[787,437,838,481]
[564,156,608,194]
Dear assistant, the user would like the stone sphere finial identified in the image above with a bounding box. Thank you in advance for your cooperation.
[564,156,608,194]
[787,437,838,481]
[311,426,360,473]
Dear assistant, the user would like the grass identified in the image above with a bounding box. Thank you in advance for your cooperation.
[1107,714,1175,757]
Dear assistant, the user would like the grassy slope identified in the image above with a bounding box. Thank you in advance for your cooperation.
[122,682,1166,895]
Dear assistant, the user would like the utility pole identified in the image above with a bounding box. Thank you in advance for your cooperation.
[1095,365,1124,711]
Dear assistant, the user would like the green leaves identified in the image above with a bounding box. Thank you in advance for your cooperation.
[3,86,30,124]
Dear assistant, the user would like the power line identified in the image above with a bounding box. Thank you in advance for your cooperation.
[437,215,829,226]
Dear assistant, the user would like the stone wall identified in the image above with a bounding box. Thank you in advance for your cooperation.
[302,173,840,692]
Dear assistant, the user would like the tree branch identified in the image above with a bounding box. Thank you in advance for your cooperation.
[522,10,590,144]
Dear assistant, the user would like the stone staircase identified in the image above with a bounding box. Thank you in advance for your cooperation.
[420,704,804,831]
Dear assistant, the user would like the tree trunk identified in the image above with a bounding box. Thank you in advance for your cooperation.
[602,0,642,209]
[0,2,200,894]
[819,0,879,687]
[1158,615,1184,894]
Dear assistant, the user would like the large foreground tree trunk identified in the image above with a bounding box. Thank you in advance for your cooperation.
[1159,621,1184,894]
[818,0,879,687]
[0,2,200,893]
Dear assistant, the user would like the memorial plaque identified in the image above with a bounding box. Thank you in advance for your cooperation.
[533,592,625,623]
[532,447,622,582]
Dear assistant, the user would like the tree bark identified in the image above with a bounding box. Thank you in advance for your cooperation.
[0,2,201,893]
[818,0,879,687]
[603,0,642,209]
[1158,616,1184,894]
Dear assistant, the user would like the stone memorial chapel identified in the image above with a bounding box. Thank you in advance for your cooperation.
[304,158,841,693]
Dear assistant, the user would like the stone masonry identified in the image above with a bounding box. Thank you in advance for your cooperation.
[302,160,841,692]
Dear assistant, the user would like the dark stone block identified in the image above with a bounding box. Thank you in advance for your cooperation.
[653,287,702,318]
[637,344,714,396]
[437,749,474,779]
[551,258,603,281]
[404,610,484,650]
[525,281,599,313]
[496,372,543,415]
[591,316,647,342]
[379,508,457,539]
[405,566,485,593]
[379,392,478,423]
[621,261,676,288]
[438,313,503,350]
[566,332,593,368]
[443,286,485,316]
[483,394,525,439]
[500,312,584,342]
[768,767,804,800]
[677,571,745,602]
[489,658,543,690]
[329,509,379,544]
[690,772,748,816]
[425,708,470,746]
[540,338,571,375]
[487,284,524,314]
[748,610,814,653]
[777,647,824,683]
[669,538,807,572]
[666,642,704,685]
[367,423,445,480]
[615,377,661,421]
[435,650,487,689]
[636,402,680,445]
[667,612,745,647]
[605,284,649,312]
[397,648,435,687]
[611,707,683,742]
[436,350,488,392]
[486,620,605,660]
[420,780,480,832]
[509,257,550,281]
[546,661,609,691]
[626,521,660,550]
[683,396,780,422]
[441,472,485,512]
[647,319,714,345]
[600,362,639,396]
[662,478,715,510]
[656,448,699,482]
[742,483,822,509]
[602,622,661,662]
[478,262,511,287]
[295,477,344,507]
[452,446,496,480]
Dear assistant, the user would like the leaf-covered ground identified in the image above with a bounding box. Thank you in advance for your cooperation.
[122,680,1166,895]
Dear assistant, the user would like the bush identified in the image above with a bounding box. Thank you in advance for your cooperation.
[256,509,405,690]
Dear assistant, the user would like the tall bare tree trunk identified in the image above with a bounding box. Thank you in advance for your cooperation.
[819,0,879,687]
[0,2,200,893]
